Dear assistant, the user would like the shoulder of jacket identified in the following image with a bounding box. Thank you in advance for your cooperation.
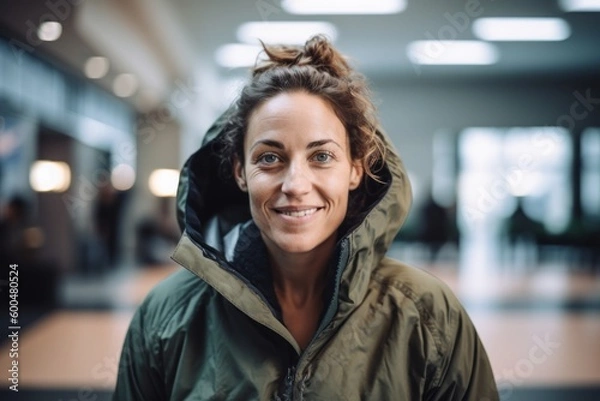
[372,257,458,302]
[371,257,464,356]
[137,268,213,336]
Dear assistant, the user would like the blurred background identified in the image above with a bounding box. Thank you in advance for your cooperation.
[0,0,599,400]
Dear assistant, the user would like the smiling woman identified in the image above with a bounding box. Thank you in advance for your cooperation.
[234,92,362,257]
[113,35,499,401]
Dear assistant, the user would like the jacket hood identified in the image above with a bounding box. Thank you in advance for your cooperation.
[176,108,411,247]
[173,107,412,350]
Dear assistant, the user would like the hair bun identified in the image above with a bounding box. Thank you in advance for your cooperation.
[253,35,351,78]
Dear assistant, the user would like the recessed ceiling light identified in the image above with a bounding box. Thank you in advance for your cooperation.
[111,164,136,191]
[113,73,138,97]
[136,88,161,112]
[84,56,110,79]
[281,0,406,14]
[473,18,570,41]
[37,21,62,42]
[559,0,600,11]
[237,21,338,45]
[215,44,264,68]
[407,41,499,65]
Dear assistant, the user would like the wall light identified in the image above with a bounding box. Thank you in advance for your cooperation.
[560,0,600,11]
[85,56,110,79]
[30,160,71,192]
[473,18,571,41]
[38,21,62,42]
[237,21,338,45]
[149,169,179,197]
[407,40,499,65]
[282,0,406,14]
[215,44,264,68]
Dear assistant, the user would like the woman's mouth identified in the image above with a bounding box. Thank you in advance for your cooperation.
[274,207,323,218]
[278,208,318,217]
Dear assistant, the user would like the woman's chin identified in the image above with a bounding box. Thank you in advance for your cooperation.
[264,232,337,257]
[273,240,316,255]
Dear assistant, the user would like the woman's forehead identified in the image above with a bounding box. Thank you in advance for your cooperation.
[245,92,348,149]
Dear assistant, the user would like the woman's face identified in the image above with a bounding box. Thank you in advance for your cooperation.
[234,91,363,257]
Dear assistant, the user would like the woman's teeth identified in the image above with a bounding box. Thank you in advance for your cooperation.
[280,208,317,217]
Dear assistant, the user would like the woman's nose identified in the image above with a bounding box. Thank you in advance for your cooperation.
[281,162,311,196]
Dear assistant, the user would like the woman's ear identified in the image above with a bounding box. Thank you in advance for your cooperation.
[349,161,364,190]
[233,158,248,192]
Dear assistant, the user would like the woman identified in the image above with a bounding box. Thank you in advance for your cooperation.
[114,36,498,400]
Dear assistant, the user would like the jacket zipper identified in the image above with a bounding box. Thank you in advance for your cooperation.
[288,239,351,400]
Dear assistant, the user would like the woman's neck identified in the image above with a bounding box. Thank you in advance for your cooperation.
[266,234,336,308]
[265,235,337,350]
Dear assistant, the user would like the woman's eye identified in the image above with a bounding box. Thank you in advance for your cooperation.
[313,152,332,163]
[258,153,279,164]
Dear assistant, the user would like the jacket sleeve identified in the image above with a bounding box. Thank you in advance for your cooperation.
[425,305,499,401]
[113,304,167,401]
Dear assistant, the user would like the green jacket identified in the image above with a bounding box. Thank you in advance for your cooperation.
[113,111,499,400]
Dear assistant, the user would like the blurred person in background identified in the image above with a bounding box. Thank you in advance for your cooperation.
[0,195,37,266]
[114,36,498,400]
[94,183,126,268]
[0,195,56,306]
[418,190,451,263]
[136,197,180,265]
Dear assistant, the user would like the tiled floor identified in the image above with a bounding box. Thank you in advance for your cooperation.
[1,260,599,400]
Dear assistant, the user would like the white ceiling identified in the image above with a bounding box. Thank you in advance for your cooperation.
[1,0,599,110]
[170,0,600,78]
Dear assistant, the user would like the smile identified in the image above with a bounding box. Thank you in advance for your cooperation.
[275,207,320,217]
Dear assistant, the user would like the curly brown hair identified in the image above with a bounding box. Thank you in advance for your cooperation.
[219,35,385,181]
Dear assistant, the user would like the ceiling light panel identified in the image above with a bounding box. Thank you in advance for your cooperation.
[281,0,406,14]
[215,44,264,68]
[407,40,499,65]
[473,18,571,41]
[237,21,338,45]
[559,0,600,11]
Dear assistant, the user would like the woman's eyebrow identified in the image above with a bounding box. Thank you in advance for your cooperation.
[307,139,342,150]
[250,139,342,152]
[250,139,285,151]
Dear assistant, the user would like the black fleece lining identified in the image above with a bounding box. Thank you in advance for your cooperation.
[231,223,281,319]
[182,138,252,246]
[230,222,339,325]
